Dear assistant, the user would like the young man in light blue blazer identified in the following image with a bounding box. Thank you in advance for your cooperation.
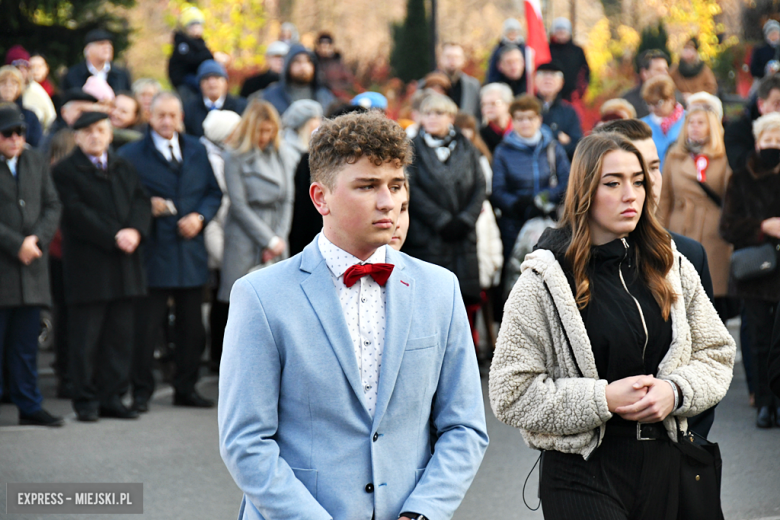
[218,111,488,520]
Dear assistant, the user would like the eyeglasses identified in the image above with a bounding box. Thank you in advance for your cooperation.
[512,115,538,123]
[0,127,25,139]
[424,110,449,116]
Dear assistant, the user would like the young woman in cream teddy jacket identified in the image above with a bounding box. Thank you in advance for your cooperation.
[489,133,735,519]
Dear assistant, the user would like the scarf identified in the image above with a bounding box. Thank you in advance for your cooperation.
[511,130,543,147]
[661,103,685,135]
[422,126,458,162]
[684,139,706,155]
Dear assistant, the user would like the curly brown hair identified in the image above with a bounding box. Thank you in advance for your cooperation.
[309,111,413,189]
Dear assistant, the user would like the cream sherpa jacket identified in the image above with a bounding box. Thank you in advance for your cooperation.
[489,242,736,459]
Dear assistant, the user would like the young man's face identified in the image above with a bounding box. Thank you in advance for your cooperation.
[312,157,407,260]
[631,137,662,207]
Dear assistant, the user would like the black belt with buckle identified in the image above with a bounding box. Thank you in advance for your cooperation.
[604,421,667,441]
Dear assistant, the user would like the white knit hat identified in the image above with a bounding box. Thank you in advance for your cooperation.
[203,110,241,144]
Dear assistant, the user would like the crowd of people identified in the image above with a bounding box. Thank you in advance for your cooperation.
[1,10,779,442]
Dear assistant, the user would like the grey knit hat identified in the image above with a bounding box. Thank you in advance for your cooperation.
[281,100,323,131]
[552,18,572,34]
[503,18,522,36]
[764,20,780,38]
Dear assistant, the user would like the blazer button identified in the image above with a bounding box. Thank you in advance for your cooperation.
[373,432,379,442]
[365,483,374,493]
[18,199,25,207]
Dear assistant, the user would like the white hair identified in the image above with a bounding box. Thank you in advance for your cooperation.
[480,83,514,104]
[753,112,780,140]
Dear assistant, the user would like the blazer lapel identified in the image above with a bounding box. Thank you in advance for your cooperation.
[372,248,414,429]
[299,239,370,416]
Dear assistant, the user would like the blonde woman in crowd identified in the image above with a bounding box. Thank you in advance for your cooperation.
[217,99,298,304]
[658,105,733,319]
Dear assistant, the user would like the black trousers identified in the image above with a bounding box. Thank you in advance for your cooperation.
[743,299,779,409]
[209,271,229,369]
[68,299,134,413]
[540,433,680,520]
[133,287,205,401]
[49,257,70,388]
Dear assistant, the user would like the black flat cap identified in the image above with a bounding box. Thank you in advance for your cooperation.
[72,111,109,130]
[84,29,114,46]
[536,61,563,73]
[61,88,98,105]
[0,104,27,132]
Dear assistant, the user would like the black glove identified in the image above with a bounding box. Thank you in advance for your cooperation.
[526,202,546,220]
[439,218,471,242]
[511,195,535,219]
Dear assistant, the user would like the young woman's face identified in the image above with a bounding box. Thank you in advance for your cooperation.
[256,121,277,150]
[686,112,710,143]
[589,149,646,246]
[512,110,542,139]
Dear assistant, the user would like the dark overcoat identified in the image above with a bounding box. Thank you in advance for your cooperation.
[0,147,61,307]
[52,147,152,304]
[403,131,486,301]
[60,61,132,93]
[183,94,248,137]
[719,152,780,302]
[117,131,222,288]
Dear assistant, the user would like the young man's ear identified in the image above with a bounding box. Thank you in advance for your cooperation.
[310,182,330,216]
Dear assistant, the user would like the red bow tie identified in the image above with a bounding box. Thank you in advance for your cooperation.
[343,263,394,288]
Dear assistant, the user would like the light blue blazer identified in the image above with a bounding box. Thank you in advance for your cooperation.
[218,236,489,520]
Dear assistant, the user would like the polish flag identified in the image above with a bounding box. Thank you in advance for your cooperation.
[524,0,551,94]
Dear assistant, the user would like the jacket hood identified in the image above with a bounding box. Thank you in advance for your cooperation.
[502,125,554,151]
[282,43,321,89]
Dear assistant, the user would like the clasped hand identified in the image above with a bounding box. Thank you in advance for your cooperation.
[605,375,675,423]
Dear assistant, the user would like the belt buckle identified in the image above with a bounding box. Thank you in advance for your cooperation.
[637,423,655,441]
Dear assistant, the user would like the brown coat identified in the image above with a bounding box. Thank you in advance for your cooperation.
[670,63,718,95]
[658,145,732,296]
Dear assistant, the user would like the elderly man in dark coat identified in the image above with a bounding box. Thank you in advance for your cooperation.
[118,92,221,412]
[60,30,132,93]
[183,60,247,137]
[52,111,152,422]
[0,103,63,426]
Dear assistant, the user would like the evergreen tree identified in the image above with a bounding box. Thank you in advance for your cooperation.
[0,0,134,77]
[390,0,431,83]
[634,22,671,73]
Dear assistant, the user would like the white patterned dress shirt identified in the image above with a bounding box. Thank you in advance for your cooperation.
[318,233,388,417]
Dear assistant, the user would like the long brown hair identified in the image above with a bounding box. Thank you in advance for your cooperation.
[454,112,491,162]
[560,133,677,319]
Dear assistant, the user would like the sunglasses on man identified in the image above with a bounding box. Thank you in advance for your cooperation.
[1,127,25,139]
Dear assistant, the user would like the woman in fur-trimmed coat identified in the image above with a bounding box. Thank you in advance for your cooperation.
[489,133,734,520]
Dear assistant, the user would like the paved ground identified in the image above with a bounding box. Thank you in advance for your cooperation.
[1,321,779,520]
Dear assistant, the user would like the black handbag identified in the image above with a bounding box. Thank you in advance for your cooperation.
[674,429,724,520]
[730,243,779,282]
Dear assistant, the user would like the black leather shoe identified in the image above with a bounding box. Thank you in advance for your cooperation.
[775,407,780,428]
[99,405,139,419]
[131,400,149,413]
[757,406,773,428]
[19,409,64,427]
[76,410,99,422]
[173,391,215,408]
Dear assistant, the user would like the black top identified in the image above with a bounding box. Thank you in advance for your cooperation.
[537,229,673,427]
[578,237,672,384]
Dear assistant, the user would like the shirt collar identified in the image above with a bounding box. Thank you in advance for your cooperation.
[86,151,108,169]
[318,232,387,279]
[204,95,226,109]
[151,130,181,157]
[6,155,18,176]
[87,60,111,76]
